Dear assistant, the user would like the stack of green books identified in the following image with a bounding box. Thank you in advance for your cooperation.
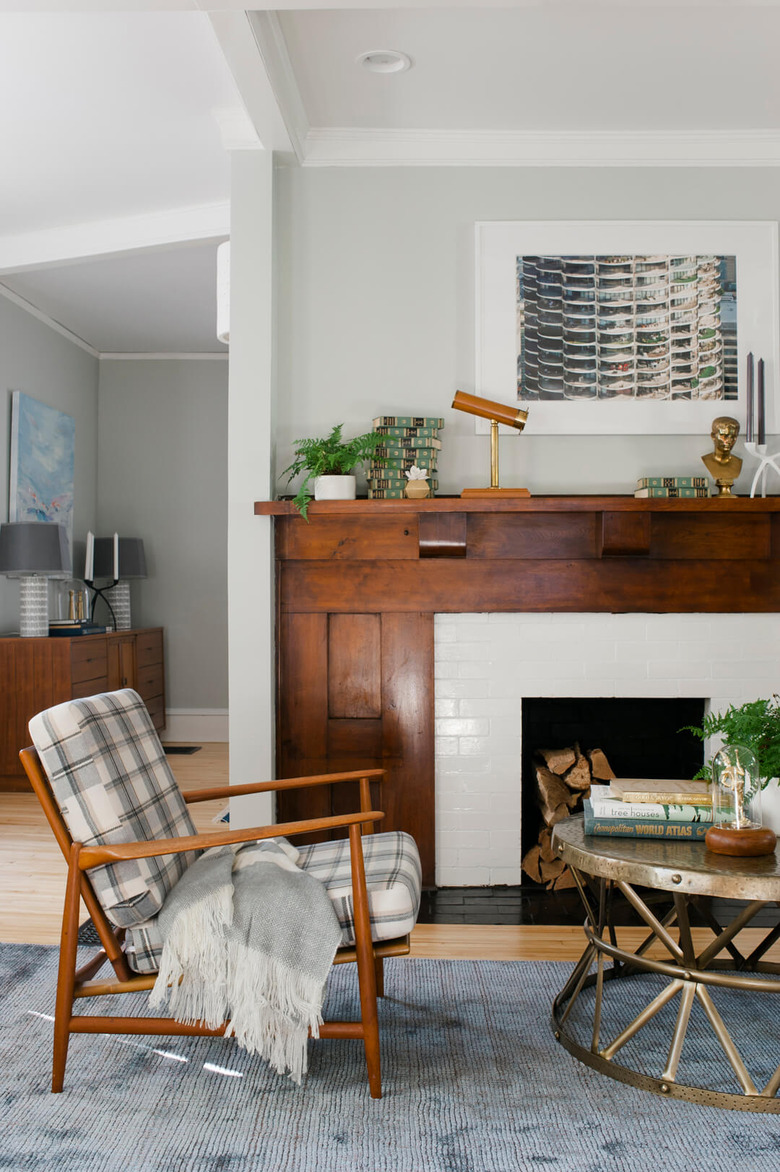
[583,778,713,840]
[634,476,710,498]
[367,416,444,498]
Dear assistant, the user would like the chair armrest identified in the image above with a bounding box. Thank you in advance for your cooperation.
[181,767,385,805]
[77,809,384,870]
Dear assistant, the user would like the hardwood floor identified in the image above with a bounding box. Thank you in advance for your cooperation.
[0,743,582,960]
[2,743,777,965]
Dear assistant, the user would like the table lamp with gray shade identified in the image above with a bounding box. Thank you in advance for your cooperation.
[0,522,70,636]
[92,537,147,630]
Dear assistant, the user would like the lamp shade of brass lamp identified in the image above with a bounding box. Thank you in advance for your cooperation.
[452,391,530,497]
[705,743,777,856]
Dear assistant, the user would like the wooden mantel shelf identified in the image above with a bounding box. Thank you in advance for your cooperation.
[260,494,780,885]
[256,494,780,516]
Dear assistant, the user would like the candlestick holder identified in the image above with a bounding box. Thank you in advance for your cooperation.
[85,578,119,630]
[744,441,780,499]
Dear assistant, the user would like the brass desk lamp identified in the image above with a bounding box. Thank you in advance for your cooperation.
[452,391,530,498]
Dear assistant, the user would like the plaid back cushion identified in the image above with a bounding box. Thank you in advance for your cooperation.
[29,689,198,928]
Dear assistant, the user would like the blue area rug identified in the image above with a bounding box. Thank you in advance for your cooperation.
[1,945,779,1172]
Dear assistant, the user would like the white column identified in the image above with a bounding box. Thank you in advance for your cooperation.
[227,149,275,827]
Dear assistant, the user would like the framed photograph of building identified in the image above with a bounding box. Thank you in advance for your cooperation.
[475,221,779,434]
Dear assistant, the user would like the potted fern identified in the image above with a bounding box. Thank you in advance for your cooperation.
[683,696,780,833]
[281,424,383,519]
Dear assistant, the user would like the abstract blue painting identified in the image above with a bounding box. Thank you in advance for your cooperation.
[9,391,75,548]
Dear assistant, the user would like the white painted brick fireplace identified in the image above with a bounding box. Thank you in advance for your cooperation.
[434,612,780,887]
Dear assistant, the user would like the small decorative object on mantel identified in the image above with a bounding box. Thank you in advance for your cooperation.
[743,351,780,497]
[634,476,710,499]
[705,744,776,856]
[701,415,742,496]
[403,465,430,499]
[451,391,530,497]
[367,416,443,498]
[282,425,383,519]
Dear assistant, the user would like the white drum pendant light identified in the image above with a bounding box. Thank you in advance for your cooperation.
[216,241,230,345]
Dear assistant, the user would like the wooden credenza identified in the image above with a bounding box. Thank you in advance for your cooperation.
[256,496,780,885]
[0,627,165,791]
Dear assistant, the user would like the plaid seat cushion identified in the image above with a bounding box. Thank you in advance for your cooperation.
[126,830,422,974]
[29,689,198,929]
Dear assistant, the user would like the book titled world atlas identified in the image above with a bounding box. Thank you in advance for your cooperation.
[582,800,709,840]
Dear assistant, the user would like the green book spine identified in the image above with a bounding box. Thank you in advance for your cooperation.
[370,455,438,468]
[634,487,710,498]
[583,802,708,839]
[373,416,445,429]
[368,488,435,499]
[368,465,436,480]
[373,438,442,452]
[368,478,438,491]
[637,476,709,488]
[375,425,441,438]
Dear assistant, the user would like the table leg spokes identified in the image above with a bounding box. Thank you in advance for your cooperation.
[695,984,759,1096]
[600,978,685,1061]
[615,881,684,963]
[661,980,697,1083]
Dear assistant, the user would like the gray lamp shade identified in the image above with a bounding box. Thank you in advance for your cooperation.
[93,537,147,579]
[0,522,70,577]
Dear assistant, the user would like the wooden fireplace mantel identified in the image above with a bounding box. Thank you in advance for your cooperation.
[256,496,780,883]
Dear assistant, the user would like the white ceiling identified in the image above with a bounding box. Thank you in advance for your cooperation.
[0,2,779,355]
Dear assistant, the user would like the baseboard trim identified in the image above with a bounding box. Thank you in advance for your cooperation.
[163,709,229,743]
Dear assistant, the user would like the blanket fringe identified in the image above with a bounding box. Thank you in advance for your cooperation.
[149,883,233,1028]
[225,940,327,1085]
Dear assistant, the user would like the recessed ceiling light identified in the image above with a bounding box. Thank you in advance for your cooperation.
[357,49,412,75]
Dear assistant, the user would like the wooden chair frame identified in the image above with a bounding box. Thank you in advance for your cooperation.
[20,749,412,1099]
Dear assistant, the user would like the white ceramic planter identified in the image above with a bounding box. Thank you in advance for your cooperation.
[760,777,780,835]
[314,474,356,501]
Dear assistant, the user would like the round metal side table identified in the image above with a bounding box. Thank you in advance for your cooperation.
[551,816,780,1112]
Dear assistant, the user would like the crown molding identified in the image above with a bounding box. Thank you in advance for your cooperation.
[0,282,99,356]
[0,202,230,275]
[100,352,229,360]
[302,128,780,168]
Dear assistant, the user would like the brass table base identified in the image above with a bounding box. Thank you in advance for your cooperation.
[552,867,780,1112]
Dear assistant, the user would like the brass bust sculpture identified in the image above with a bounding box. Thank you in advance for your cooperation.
[702,416,742,496]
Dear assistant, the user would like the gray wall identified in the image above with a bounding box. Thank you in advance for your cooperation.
[97,358,228,711]
[274,165,780,496]
[0,295,99,633]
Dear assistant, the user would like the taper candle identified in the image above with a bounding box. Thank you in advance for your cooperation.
[85,531,94,581]
[746,351,754,443]
[113,532,119,581]
[758,358,766,445]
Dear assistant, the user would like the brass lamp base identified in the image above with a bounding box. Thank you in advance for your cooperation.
[705,824,777,856]
[460,487,531,497]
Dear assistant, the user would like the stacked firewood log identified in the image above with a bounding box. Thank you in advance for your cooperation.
[521,744,614,889]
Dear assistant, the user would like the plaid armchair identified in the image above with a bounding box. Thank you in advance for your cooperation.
[23,688,422,1098]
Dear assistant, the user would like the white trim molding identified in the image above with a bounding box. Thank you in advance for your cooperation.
[302,128,780,168]
[100,352,229,361]
[0,282,99,356]
[0,202,231,274]
[163,709,230,744]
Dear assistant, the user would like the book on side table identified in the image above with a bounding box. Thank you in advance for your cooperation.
[583,778,713,840]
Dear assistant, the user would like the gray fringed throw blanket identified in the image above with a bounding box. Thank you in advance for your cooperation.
[149,839,343,1083]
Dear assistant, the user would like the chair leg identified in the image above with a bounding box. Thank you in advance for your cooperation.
[374,955,385,999]
[53,844,82,1092]
[349,824,381,1098]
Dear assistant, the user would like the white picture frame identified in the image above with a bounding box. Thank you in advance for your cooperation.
[475,220,779,435]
